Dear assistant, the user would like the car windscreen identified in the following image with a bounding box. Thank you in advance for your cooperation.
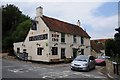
[74,56,88,62]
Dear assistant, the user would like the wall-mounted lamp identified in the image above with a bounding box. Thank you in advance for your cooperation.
[78,50,81,52]
[22,44,25,47]
[80,44,85,47]
[86,46,91,48]
[54,43,58,46]
[70,44,73,47]
[36,43,40,46]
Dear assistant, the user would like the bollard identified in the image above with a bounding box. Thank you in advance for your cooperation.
[113,64,116,74]
[116,63,119,75]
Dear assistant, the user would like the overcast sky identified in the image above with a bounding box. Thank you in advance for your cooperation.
[1,0,119,39]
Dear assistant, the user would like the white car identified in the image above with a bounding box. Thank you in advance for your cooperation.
[71,55,96,71]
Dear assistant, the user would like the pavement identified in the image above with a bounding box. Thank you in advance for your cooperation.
[100,66,120,80]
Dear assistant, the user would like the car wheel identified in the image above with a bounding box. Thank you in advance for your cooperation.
[71,68,74,71]
[86,66,90,72]
[93,66,95,69]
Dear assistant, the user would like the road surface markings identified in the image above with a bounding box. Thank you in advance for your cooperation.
[41,70,71,79]
[8,68,29,73]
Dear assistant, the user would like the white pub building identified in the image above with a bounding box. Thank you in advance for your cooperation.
[13,6,91,62]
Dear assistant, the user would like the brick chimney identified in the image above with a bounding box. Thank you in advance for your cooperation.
[36,6,43,17]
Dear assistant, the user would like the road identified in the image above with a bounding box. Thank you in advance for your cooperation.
[2,59,108,79]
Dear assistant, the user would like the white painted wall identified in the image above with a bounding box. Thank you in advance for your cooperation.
[13,7,91,62]
[14,16,50,62]
[49,31,91,60]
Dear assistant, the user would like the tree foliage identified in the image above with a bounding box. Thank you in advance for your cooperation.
[2,4,31,54]
[114,27,120,56]
[12,19,31,42]
[105,39,115,56]
[105,27,120,58]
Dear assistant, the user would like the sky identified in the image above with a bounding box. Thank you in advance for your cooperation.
[1,0,119,40]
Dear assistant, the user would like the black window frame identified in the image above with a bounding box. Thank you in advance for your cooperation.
[17,48,20,53]
[31,20,37,30]
[81,49,84,55]
[81,36,84,45]
[52,47,58,55]
[61,48,65,59]
[73,35,77,43]
[61,33,65,43]
[23,49,26,53]
[37,47,43,55]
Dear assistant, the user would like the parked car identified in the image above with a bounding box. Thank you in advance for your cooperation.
[71,55,96,72]
[95,56,110,66]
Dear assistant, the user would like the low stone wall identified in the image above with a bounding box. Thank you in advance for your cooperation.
[1,53,16,60]
[106,60,114,74]
[0,53,8,58]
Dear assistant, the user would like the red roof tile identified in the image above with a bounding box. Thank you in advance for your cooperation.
[94,39,112,43]
[41,15,90,38]
[91,40,104,53]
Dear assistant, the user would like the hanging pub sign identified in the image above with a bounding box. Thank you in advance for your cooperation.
[29,34,48,41]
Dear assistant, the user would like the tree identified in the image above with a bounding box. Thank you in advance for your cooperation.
[105,39,115,57]
[105,27,120,58]
[2,4,31,53]
[12,19,31,42]
[114,27,120,57]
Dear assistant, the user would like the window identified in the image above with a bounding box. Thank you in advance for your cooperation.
[52,47,58,55]
[61,33,65,43]
[17,48,20,53]
[57,35,59,37]
[61,48,65,59]
[81,36,84,44]
[23,49,26,53]
[31,20,37,30]
[52,38,59,41]
[52,34,59,42]
[37,47,43,55]
[81,49,84,55]
[73,35,77,43]
[52,34,54,37]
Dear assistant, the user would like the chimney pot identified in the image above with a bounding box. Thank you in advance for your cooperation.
[36,6,43,17]
[77,20,81,27]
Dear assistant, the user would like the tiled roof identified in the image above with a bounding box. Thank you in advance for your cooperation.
[41,15,90,38]
[91,40,104,53]
[94,38,112,43]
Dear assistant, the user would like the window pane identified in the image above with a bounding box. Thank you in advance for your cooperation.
[73,35,77,43]
[52,47,58,55]
[31,20,37,30]
[81,49,84,55]
[61,33,65,42]
[61,48,65,59]
[37,47,43,55]
[81,37,84,44]
[17,48,20,53]
[23,49,26,53]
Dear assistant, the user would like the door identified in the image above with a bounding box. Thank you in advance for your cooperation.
[61,48,65,59]
[81,49,84,55]
[73,48,78,59]
[23,49,28,60]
